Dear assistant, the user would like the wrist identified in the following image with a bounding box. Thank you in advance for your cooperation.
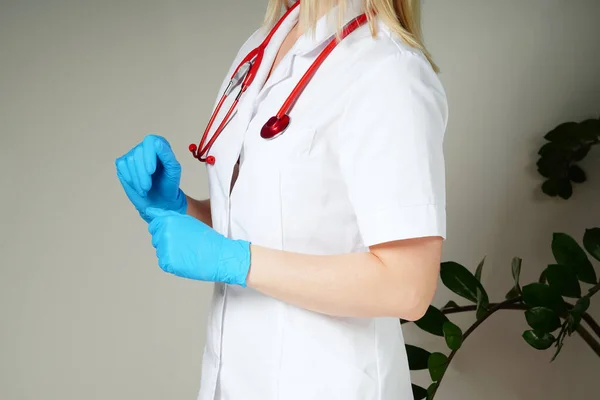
[221,239,252,287]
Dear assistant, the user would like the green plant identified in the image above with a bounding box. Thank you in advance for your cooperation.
[537,117,600,199]
[407,228,600,400]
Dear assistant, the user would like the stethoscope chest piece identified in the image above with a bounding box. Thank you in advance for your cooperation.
[189,1,368,164]
[261,115,291,139]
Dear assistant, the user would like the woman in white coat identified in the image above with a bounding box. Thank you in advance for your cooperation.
[116,0,448,399]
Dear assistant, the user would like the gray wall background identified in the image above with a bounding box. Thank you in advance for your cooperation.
[1,0,599,399]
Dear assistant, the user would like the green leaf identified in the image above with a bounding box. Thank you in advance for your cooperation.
[442,321,463,350]
[506,257,523,300]
[539,269,548,284]
[545,264,581,298]
[525,307,561,333]
[583,228,600,263]
[542,179,559,197]
[552,232,597,284]
[556,179,573,199]
[428,352,448,381]
[572,144,591,161]
[442,300,459,310]
[577,118,600,142]
[475,257,485,281]
[412,384,428,400]
[521,283,566,314]
[505,286,520,300]
[414,306,449,337]
[568,296,591,333]
[427,383,439,400]
[476,296,489,320]
[405,345,431,370]
[511,257,522,287]
[474,257,489,319]
[440,262,489,305]
[522,330,556,350]
[538,142,560,157]
[537,157,568,179]
[544,122,579,144]
[568,165,587,183]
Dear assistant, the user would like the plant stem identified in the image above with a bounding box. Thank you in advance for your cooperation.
[582,282,600,338]
[428,297,523,398]
[588,282,600,297]
[575,324,600,357]
[582,313,600,339]
[421,296,600,399]
[440,303,527,315]
[438,300,600,340]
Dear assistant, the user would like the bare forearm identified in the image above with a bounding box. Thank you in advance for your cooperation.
[186,196,212,227]
[246,238,441,320]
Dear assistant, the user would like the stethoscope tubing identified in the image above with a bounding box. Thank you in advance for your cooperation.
[189,1,368,165]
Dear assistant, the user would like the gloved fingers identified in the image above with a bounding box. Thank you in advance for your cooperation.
[126,153,144,196]
[148,215,161,235]
[151,227,161,248]
[115,157,132,185]
[150,230,172,275]
[157,253,173,274]
[142,135,158,176]
[134,145,152,193]
[154,138,182,177]
[146,207,178,221]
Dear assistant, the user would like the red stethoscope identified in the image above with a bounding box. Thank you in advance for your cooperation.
[189,1,369,165]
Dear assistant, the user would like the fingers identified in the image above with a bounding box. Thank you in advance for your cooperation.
[146,210,173,274]
[147,212,162,235]
[115,152,131,180]
[134,145,152,193]
[145,207,174,221]
[154,137,182,177]
[116,135,165,197]
[126,153,144,195]
[142,135,158,175]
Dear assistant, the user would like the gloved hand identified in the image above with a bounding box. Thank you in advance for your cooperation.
[146,208,251,286]
[115,135,187,222]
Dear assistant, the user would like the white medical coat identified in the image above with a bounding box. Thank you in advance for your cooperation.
[198,1,448,399]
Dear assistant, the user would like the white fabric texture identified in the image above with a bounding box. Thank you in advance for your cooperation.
[197,1,448,399]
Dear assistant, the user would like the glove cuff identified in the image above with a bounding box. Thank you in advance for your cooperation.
[221,240,252,287]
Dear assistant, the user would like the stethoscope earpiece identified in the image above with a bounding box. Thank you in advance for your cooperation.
[188,143,216,165]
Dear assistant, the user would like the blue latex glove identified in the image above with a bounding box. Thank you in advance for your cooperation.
[146,208,251,286]
[115,135,187,222]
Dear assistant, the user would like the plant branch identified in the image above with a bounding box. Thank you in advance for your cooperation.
[438,298,600,341]
[575,323,600,358]
[420,296,600,399]
[441,303,527,315]
[588,282,600,297]
[582,313,600,339]
[580,282,600,338]
[429,297,522,398]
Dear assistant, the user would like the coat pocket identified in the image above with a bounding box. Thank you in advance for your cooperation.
[242,125,317,165]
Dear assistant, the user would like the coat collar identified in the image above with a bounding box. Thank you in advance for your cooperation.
[292,0,365,57]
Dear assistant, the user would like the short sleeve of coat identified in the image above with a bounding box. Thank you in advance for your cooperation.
[336,51,448,246]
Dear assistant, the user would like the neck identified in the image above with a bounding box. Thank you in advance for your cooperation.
[297,0,336,35]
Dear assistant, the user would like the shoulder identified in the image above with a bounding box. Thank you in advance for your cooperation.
[343,21,444,94]
[339,21,448,127]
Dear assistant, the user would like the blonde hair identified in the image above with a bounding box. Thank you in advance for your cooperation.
[264,0,438,72]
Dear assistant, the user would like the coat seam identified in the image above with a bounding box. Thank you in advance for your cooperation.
[374,319,382,399]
